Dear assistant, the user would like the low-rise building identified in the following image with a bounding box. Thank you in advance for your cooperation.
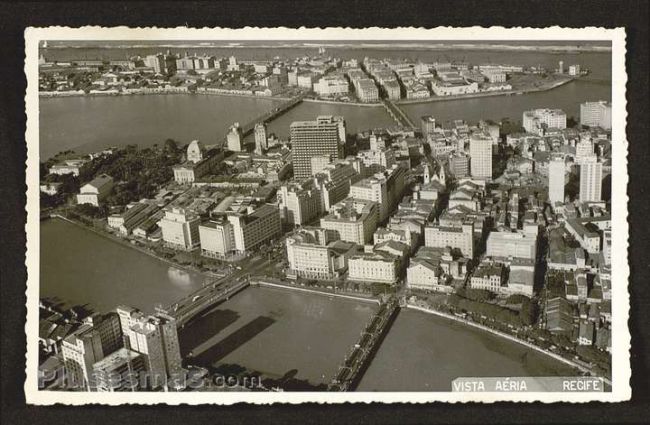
[76,174,114,207]
[285,227,355,280]
[424,221,474,258]
[486,230,538,261]
[348,250,399,284]
[469,263,506,293]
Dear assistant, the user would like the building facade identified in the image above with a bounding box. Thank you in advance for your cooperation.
[290,116,346,180]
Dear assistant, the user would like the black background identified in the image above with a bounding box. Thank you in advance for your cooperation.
[1,1,648,424]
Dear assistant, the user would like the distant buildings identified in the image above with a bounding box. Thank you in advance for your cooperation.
[580,100,612,130]
[354,78,380,103]
[313,75,349,97]
[523,108,567,135]
[290,116,346,180]
[49,158,89,176]
[76,174,114,207]
[469,133,493,180]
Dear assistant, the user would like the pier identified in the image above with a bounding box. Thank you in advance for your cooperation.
[327,296,400,391]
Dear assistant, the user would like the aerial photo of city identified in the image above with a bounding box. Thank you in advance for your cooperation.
[36,38,614,393]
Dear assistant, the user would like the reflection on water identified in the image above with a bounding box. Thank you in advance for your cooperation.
[167,267,196,287]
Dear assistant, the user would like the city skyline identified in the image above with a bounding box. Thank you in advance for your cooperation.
[24,27,629,405]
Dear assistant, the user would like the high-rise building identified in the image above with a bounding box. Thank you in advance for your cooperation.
[227,122,244,152]
[144,54,166,74]
[254,122,268,155]
[320,198,379,244]
[349,165,406,222]
[290,116,346,180]
[469,133,493,180]
[580,101,612,130]
[579,156,603,203]
[158,207,201,250]
[421,115,436,136]
[122,311,183,390]
[278,181,323,226]
[548,155,566,206]
[449,153,470,178]
[575,137,595,164]
[227,204,282,254]
[198,219,235,259]
[61,313,122,390]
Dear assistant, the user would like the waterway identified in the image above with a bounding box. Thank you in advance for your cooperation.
[42,219,578,390]
[357,309,577,391]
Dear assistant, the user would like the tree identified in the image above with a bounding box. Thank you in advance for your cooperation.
[520,298,539,326]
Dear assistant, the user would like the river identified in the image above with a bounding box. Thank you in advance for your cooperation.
[41,218,578,390]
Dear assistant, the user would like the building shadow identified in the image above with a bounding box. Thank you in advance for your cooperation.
[208,364,328,392]
[178,308,241,356]
[193,315,275,366]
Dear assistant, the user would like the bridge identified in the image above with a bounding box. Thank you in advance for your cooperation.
[158,277,250,328]
[381,99,416,128]
[327,296,400,391]
[237,93,306,138]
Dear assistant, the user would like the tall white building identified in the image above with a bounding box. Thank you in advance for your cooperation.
[580,100,612,130]
[579,156,603,203]
[522,109,567,135]
[469,133,493,180]
[119,310,183,390]
[349,165,406,222]
[226,122,244,152]
[158,208,201,250]
[278,181,323,226]
[254,122,268,155]
[198,220,235,258]
[285,228,354,280]
[548,155,566,206]
[290,116,346,180]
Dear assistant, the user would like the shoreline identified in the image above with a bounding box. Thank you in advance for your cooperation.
[39,90,292,102]
[406,303,612,386]
[396,77,577,105]
[250,279,381,305]
[48,214,211,277]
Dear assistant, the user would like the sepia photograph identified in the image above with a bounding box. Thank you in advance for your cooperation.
[23,26,629,404]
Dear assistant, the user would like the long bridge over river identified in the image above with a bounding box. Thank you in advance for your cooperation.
[327,296,400,391]
[157,276,250,328]
[235,93,306,139]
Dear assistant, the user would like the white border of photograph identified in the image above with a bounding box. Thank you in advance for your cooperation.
[24,26,629,404]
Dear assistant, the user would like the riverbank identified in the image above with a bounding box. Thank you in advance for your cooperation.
[251,278,381,305]
[39,89,292,102]
[49,214,211,277]
[396,77,577,105]
[302,98,383,108]
[406,303,612,386]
